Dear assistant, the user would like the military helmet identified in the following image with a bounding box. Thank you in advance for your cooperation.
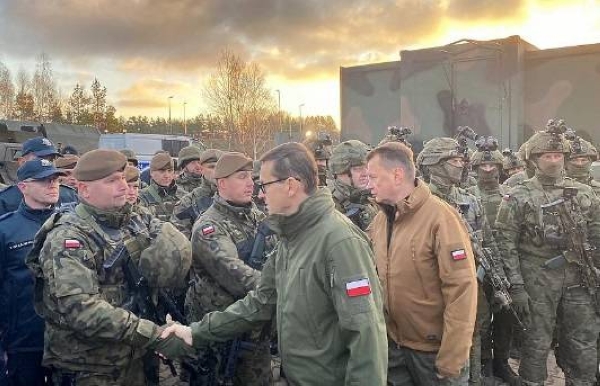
[119,149,138,166]
[178,145,203,168]
[524,131,569,159]
[139,222,192,288]
[304,137,332,160]
[567,137,598,161]
[502,148,526,170]
[417,137,462,167]
[470,136,503,167]
[329,140,369,175]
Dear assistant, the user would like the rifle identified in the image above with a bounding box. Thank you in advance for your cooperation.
[102,243,179,377]
[247,221,274,270]
[540,188,600,314]
[460,218,526,330]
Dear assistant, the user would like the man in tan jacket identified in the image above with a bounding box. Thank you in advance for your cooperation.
[367,141,478,386]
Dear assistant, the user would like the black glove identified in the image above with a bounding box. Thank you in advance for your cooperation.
[509,285,530,322]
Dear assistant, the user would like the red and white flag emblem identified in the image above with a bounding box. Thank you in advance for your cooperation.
[451,249,467,261]
[345,278,371,297]
[202,225,215,235]
[64,239,81,249]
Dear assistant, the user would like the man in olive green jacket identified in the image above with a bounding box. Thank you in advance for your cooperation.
[162,142,388,386]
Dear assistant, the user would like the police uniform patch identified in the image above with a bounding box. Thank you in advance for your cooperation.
[64,239,81,249]
[345,278,371,297]
[451,249,467,261]
[202,225,215,235]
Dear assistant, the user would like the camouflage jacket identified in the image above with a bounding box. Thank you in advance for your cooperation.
[25,203,163,375]
[495,175,600,286]
[429,181,504,269]
[330,179,378,231]
[138,180,185,222]
[170,177,217,239]
[189,189,388,386]
[186,195,267,322]
[176,172,204,195]
[468,182,508,230]
[571,175,600,197]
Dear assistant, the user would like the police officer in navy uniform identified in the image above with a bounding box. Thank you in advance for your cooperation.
[0,137,78,215]
[0,158,67,386]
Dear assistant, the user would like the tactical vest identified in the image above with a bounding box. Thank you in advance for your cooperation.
[139,183,182,221]
[331,184,378,231]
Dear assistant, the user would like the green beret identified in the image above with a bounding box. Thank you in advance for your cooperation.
[150,153,174,171]
[74,150,127,181]
[200,149,224,164]
[55,155,79,170]
[214,152,253,179]
[124,166,140,183]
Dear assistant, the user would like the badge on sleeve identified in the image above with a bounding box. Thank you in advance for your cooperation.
[345,278,371,297]
[451,249,467,261]
[201,225,215,236]
[64,239,81,249]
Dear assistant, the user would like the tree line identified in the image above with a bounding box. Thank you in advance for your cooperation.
[0,51,339,157]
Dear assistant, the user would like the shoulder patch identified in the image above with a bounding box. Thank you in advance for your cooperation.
[201,225,215,236]
[64,239,82,249]
[451,249,467,261]
[345,278,371,297]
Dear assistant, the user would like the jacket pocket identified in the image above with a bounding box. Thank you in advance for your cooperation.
[411,240,429,300]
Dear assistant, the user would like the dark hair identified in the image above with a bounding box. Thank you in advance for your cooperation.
[367,142,416,180]
[260,142,318,194]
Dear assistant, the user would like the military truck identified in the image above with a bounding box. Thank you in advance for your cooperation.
[0,120,101,185]
[340,35,600,150]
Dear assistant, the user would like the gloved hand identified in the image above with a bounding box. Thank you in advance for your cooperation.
[509,285,530,322]
[152,333,196,360]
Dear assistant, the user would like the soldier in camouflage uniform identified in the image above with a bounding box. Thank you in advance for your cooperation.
[139,152,185,222]
[170,149,223,239]
[119,149,139,168]
[468,138,519,384]
[495,124,600,386]
[55,155,79,189]
[25,149,193,386]
[565,134,600,195]
[176,146,204,194]
[418,137,506,386]
[185,152,273,386]
[503,141,535,188]
[501,148,526,183]
[328,140,378,231]
[304,132,333,187]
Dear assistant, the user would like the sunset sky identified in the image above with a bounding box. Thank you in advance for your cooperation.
[1,0,600,125]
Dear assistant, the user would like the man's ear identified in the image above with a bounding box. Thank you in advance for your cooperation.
[393,166,405,184]
[287,177,299,197]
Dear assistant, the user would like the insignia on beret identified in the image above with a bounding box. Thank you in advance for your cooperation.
[42,138,53,146]
[41,159,52,167]
[64,239,81,249]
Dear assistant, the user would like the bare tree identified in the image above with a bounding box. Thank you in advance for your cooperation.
[202,49,276,156]
[0,61,15,119]
[32,53,57,122]
[68,83,91,124]
[14,68,35,120]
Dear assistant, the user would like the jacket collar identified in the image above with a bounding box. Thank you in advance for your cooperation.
[387,179,431,220]
[212,194,257,221]
[17,201,55,223]
[269,188,334,238]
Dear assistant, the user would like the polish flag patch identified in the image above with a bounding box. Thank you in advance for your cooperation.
[345,278,371,297]
[201,225,215,236]
[503,194,511,201]
[451,249,467,261]
[64,239,81,249]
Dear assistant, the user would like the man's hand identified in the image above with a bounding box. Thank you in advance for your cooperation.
[509,285,530,321]
[161,323,193,346]
[153,332,195,359]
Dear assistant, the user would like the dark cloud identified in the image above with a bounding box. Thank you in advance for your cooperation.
[0,0,537,80]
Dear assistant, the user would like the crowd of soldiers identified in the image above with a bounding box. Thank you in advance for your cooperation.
[0,118,599,386]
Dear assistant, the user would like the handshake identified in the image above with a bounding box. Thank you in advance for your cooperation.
[145,321,195,360]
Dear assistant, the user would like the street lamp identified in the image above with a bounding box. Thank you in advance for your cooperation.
[275,89,282,135]
[168,95,174,134]
[299,103,305,140]
[183,101,187,135]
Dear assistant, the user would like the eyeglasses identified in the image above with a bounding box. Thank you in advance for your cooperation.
[23,176,60,186]
[256,177,300,194]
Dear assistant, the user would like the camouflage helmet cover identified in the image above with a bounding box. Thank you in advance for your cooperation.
[567,137,598,161]
[417,137,462,167]
[138,221,192,288]
[470,136,503,167]
[178,145,203,168]
[329,140,369,175]
[502,148,526,170]
[524,131,569,158]
[304,137,332,160]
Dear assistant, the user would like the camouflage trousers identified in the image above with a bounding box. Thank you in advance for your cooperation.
[50,357,146,386]
[387,340,469,386]
[519,258,599,386]
[469,284,489,386]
